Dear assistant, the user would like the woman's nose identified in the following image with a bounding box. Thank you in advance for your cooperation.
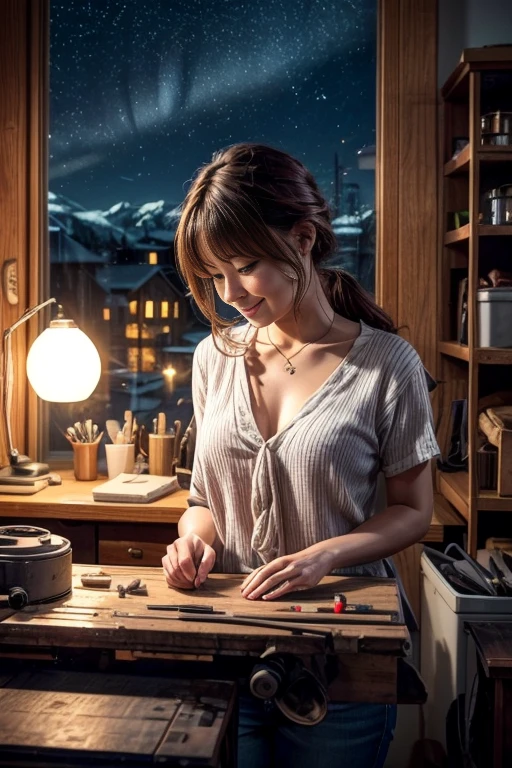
[223,275,246,304]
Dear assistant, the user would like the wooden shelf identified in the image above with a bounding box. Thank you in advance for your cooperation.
[439,343,512,364]
[444,145,470,175]
[444,224,512,244]
[438,471,512,514]
[438,472,469,520]
[479,225,512,236]
[445,224,470,244]
[439,341,469,361]
[479,147,512,162]
[444,147,512,176]
[440,52,512,557]
[477,491,512,512]
[474,348,512,365]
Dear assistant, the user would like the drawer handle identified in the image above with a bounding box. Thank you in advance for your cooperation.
[128,547,143,559]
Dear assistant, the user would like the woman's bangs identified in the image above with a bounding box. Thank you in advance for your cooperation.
[200,198,274,266]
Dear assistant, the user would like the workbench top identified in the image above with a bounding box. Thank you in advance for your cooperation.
[0,565,408,657]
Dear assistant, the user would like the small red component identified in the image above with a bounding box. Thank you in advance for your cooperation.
[333,592,347,613]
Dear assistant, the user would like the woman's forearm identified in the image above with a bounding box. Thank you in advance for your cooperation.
[311,504,432,569]
[177,505,218,547]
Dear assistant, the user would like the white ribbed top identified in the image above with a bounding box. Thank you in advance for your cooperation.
[188,321,439,577]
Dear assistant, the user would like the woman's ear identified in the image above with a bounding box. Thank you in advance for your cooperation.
[290,221,316,256]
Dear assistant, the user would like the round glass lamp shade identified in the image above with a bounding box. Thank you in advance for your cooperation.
[26,325,101,402]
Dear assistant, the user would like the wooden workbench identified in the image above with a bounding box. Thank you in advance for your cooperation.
[0,564,410,704]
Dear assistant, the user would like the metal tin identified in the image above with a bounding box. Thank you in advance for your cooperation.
[481,112,512,146]
[481,184,512,225]
[477,287,512,347]
[481,111,512,135]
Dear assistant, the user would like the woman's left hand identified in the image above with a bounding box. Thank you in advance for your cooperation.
[240,546,336,600]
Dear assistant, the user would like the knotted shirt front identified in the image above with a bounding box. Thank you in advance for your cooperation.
[188,322,439,576]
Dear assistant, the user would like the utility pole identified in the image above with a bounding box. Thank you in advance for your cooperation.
[333,153,344,217]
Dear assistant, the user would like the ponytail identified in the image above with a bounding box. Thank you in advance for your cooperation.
[318,268,397,333]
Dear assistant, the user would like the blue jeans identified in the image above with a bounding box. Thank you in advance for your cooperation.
[238,694,397,768]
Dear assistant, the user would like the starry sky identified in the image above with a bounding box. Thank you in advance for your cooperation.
[50,0,376,212]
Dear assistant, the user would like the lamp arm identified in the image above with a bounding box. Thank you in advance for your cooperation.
[2,298,57,459]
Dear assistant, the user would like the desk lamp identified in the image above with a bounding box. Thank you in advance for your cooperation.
[2,298,101,477]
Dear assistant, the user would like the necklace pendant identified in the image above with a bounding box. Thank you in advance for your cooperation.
[284,362,296,375]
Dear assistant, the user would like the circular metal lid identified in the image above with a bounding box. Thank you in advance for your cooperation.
[0,525,71,560]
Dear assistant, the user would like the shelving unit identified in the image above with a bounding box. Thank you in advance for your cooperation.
[438,48,512,556]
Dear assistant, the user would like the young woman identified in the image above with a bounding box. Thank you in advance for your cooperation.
[162,143,439,767]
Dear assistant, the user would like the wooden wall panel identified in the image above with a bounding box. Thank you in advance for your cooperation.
[0,0,30,466]
[0,0,46,466]
[377,0,438,376]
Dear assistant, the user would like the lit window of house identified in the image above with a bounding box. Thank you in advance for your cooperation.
[149,251,158,265]
[125,323,139,339]
[128,347,156,373]
[103,308,110,321]
[173,301,180,319]
[145,301,154,319]
[129,301,137,316]
[161,301,169,318]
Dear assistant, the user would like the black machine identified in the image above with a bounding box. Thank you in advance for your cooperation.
[0,525,72,609]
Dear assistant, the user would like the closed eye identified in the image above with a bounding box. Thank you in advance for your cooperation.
[238,260,259,274]
[209,260,259,281]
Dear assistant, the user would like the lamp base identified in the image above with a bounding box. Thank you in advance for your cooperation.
[1,457,51,478]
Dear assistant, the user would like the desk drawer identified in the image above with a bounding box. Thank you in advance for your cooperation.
[98,523,177,566]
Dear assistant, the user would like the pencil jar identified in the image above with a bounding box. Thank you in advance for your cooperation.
[148,433,175,476]
[72,441,99,481]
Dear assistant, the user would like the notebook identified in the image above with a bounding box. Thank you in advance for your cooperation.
[0,479,49,494]
[92,473,179,503]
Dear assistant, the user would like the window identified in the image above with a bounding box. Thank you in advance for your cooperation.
[47,0,377,456]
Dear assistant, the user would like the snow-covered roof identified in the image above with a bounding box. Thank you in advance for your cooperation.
[96,264,182,294]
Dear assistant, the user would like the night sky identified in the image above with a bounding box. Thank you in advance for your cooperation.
[50,0,376,212]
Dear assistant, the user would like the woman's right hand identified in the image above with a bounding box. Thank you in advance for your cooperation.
[162,533,216,589]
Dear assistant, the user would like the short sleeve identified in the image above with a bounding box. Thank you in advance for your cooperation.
[379,363,440,477]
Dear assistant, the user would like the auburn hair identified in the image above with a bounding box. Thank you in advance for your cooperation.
[175,143,396,352]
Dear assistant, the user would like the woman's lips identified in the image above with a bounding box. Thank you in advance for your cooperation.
[239,299,264,318]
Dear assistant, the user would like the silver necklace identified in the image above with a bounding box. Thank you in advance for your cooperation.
[266,315,335,375]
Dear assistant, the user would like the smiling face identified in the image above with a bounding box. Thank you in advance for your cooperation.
[203,254,297,327]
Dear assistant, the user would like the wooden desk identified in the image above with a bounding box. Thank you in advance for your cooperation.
[0,470,189,566]
[0,470,189,523]
[465,621,512,768]
[0,565,409,705]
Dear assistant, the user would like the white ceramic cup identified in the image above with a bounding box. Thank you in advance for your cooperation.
[105,443,135,479]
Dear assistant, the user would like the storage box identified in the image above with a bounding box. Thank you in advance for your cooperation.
[477,287,512,347]
[420,549,512,750]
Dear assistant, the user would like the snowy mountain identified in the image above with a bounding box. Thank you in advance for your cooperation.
[101,199,182,237]
[48,191,181,255]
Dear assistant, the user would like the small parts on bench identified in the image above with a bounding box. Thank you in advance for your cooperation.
[117,578,147,598]
[80,572,112,589]
[333,593,347,613]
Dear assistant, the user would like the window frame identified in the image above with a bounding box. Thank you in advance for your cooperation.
[0,0,438,466]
